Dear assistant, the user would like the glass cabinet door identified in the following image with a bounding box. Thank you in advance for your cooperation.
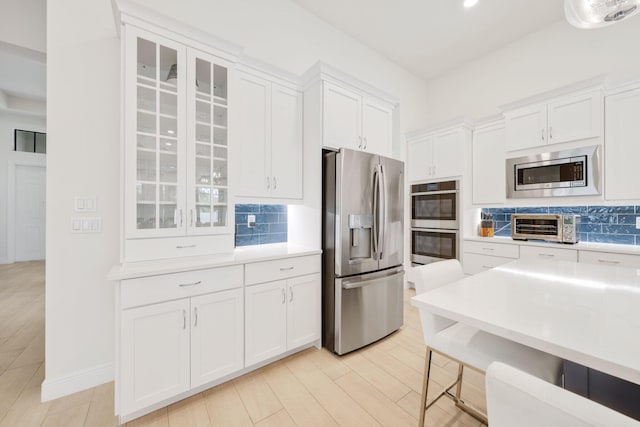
[187,49,231,234]
[127,28,186,237]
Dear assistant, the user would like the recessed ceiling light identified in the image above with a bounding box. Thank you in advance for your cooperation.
[464,0,479,8]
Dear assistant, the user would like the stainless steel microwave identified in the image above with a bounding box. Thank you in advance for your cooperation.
[506,145,601,198]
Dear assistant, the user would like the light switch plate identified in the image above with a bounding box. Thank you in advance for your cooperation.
[247,214,256,228]
[71,217,102,233]
[636,217,640,229]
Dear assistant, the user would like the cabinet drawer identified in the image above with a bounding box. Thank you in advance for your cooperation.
[245,255,321,286]
[463,253,514,275]
[121,265,243,309]
[520,245,577,262]
[464,240,519,259]
[579,250,640,269]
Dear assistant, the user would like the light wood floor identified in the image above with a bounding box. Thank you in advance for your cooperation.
[0,261,488,427]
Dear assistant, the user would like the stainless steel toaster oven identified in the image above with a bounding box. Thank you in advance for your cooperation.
[511,214,580,244]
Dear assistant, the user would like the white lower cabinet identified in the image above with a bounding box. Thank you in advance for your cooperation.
[120,299,191,416]
[463,240,519,275]
[190,289,244,388]
[245,272,321,367]
[120,287,243,416]
[579,250,640,269]
[519,245,578,262]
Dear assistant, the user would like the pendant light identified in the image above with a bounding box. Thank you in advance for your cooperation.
[565,0,640,29]
[166,64,178,83]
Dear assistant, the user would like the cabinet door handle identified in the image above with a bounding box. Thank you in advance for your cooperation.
[482,247,495,251]
[549,126,553,140]
[273,176,277,190]
[289,287,294,302]
[190,209,194,227]
[281,288,286,304]
[194,307,198,327]
[176,244,196,249]
[179,209,183,227]
[363,137,368,149]
[482,265,493,269]
[358,136,363,149]
[541,129,545,141]
[182,310,186,330]
[266,176,270,189]
[598,259,620,264]
[179,280,202,287]
[280,266,294,271]
[538,253,555,258]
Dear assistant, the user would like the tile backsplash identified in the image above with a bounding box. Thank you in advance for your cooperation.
[235,204,288,247]
[482,205,640,245]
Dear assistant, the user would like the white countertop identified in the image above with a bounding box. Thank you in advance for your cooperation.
[411,258,640,385]
[108,243,322,280]
[464,235,640,255]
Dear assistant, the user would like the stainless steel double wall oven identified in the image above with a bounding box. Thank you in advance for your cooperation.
[410,180,460,266]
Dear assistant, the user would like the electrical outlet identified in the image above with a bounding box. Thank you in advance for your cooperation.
[247,214,256,228]
[636,217,640,229]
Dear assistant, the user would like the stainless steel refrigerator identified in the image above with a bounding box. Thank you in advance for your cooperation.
[323,148,404,355]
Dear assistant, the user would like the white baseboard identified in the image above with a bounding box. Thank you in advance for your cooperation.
[0,257,11,265]
[41,362,114,402]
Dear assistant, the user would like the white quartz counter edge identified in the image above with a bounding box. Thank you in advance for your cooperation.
[108,243,322,281]
[464,236,640,255]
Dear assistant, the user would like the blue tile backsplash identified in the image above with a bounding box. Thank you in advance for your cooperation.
[235,204,288,246]
[482,205,640,245]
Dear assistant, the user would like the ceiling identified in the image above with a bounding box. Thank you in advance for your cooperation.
[291,0,565,82]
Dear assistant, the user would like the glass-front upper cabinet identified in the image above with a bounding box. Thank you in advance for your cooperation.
[187,49,231,234]
[126,27,186,237]
[125,27,232,239]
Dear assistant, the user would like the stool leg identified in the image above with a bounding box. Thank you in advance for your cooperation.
[419,347,433,427]
[455,363,464,402]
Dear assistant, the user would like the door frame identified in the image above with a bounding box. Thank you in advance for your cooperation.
[7,157,46,264]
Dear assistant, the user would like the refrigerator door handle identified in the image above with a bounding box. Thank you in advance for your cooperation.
[379,165,386,260]
[372,166,380,259]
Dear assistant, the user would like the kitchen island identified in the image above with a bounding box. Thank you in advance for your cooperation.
[411,258,640,417]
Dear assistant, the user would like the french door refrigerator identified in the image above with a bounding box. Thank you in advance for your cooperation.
[323,148,404,355]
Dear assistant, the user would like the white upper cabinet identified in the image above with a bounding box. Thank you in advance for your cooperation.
[406,125,467,183]
[504,90,602,152]
[547,91,602,144]
[322,81,394,156]
[605,87,640,200]
[235,70,303,200]
[505,104,547,151]
[323,82,362,151]
[472,121,506,205]
[407,137,432,182]
[123,26,235,261]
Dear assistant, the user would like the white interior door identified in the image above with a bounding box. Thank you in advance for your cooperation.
[15,165,46,262]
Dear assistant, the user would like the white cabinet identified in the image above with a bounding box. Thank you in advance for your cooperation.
[120,267,244,416]
[190,289,244,388]
[519,245,578,262]
[579,250,640,269]
[123,26,234,261]
[322,81,393,156]
[505,105,547,152]
[472,122,506,205]
[121,299,190,415]
[406,127,466,182]
[505,90,602,152]
[605,87,640,200]
[235,71,303,199]
[463,240,519,275]
[245,273,321,367]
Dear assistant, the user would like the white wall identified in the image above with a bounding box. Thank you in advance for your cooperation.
[44,0,120,396]
[422,19,640,126]
[0,0,46,53]
[44,0,429,397]
[0,112,46,264]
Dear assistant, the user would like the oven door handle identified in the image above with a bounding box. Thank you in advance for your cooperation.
[411,190,459,196]
[411,228,459,234]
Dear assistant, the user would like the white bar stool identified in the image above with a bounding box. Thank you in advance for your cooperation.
[409,260,563,426]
